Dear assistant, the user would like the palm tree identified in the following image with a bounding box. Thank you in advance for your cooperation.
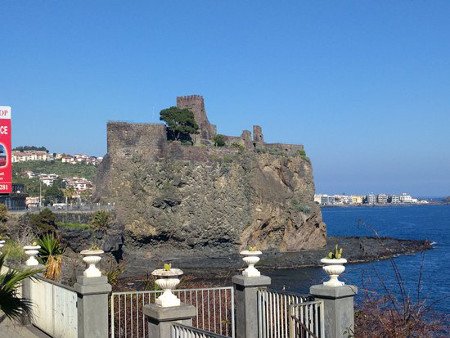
[63,186,76,206]
[0,253,41,323]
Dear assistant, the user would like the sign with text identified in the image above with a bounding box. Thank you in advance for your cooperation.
[0,106,12,194]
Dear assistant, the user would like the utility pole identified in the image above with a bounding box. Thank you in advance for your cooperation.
[39,178,42,209]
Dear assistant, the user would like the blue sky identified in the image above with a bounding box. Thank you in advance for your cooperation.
[1,1,449,196]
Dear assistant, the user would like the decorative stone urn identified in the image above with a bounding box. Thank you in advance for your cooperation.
[152,268,183,307]
[80,249,104,277]
[240,250,263,277]
[24,245,41,266]
[320,258,347,287]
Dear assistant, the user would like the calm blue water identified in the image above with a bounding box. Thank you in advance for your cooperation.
[267,205,450,314]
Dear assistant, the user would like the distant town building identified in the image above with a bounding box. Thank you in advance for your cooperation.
[365,194,376,204]
[39,173,59,186]
[351,195,363,204]
[64,177,93,192]
[389,195,400,204]
[12,150,53,163]
[377,193,388,204]
[399,193,413,203]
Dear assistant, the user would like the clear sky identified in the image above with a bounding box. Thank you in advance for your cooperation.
[1,1,449,196]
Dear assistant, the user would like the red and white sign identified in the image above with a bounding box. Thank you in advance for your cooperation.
[0,106,12,194]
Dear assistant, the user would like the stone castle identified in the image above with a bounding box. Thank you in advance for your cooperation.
[107,95,304,157]
[98,95,325,260]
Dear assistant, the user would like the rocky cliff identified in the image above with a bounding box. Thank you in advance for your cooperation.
[95,138,326,259]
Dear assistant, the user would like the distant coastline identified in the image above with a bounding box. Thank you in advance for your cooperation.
[321,202,448,208]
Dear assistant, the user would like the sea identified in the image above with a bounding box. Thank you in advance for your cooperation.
[267,204,450,314]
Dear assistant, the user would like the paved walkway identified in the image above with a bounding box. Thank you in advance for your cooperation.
[0,317,49,338]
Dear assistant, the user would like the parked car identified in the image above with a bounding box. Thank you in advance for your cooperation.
[52,203,67,210]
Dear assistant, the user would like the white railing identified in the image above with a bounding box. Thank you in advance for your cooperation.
[30,275,78,338]
[257,289,315,338]
[111,287,235,338]
[172,323,230,338]
[289,301,324,338]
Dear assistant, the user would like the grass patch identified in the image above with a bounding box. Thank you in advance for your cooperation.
[58,222,91,230]
[3,240,26,262]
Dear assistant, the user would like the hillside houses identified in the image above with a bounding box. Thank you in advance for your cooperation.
[12,149,102,165]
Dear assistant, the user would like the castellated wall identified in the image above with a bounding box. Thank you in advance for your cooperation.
[264,143,305,156]
[176,95,217,140]
[107,122,167,160]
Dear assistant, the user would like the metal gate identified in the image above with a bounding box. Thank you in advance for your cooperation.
[257,289,317,338]
[289,301,324,338]
[110,287,235,338]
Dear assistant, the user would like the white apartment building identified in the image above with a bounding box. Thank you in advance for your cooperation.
[12,151,53,163]
[390,195,400,203]
[399,193,413,203]
[39,174,59,186]
[377,194,388,204]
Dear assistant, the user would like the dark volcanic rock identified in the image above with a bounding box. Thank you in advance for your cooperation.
[95,138,326,259]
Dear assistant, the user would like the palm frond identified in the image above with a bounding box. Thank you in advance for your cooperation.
[0,253,41,322]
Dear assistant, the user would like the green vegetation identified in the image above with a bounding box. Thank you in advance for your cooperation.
[58,222,91,230]
[2,240,26,262]
[13,146,48,152]
[38,234,64,280]
[90,210,110,229]
[0,204,8,223]
[0,253,41,323]
[297,149,310,162]
[159,106,199,142]
[231,142,245,152]
[164,263,172,271]
[213,134,226,147]
[103,262,125,286]
[44,182,64,204]
[30,208,57,234]
[13,160,98,181]
[326,244,343,259]
[12,161,97,197]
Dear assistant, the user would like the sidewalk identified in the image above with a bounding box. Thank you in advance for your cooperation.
[0,317,50,338]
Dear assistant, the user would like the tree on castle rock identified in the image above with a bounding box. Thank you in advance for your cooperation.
[159,106,199,142]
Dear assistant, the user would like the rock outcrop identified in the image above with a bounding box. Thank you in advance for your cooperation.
[95,96,326,259]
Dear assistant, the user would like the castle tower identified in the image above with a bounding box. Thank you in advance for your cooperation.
[253,125,264,144]
[176,95,216,141]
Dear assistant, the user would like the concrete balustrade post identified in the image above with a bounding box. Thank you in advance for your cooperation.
[232,275,271,338]
[310,285,358,338]
[143,303,197,338]
[74,276,112,338]
[20,276,32,325]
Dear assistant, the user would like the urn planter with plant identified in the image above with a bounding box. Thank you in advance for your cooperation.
[320,245,347,287]
[151,263,183,307]
[240,246,263,277]
[80,244,104,278]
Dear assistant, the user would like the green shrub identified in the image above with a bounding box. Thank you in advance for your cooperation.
[90,211,110,229]
[0,204,8,223]
[2,240,26,262]
[231,142,245,152]
[297,149,310,162]
[30,208,57,234]
[213,134,226,147]
[103,262,125,286]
